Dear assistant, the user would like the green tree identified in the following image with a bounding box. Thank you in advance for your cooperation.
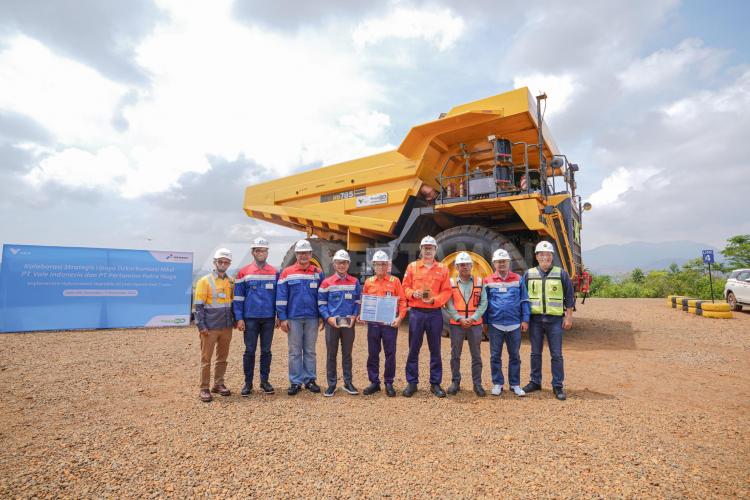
[722,234,750,268]
[631,267,645,284]
[589,274,612,295]
[589,260,726,300]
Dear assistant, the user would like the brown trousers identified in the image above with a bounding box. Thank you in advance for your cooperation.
[199,328,233,390]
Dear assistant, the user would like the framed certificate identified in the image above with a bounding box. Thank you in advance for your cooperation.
[360,294,398,324]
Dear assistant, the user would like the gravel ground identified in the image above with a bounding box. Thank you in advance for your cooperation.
[1,298,749,498]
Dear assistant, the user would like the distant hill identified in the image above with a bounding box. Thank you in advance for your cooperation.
[584,241,723,275]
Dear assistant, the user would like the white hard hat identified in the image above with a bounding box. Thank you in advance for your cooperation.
[333,249,351,262]
[420,235,437,247]
[535,241,555,254]
[454,252,473,265]
[492,249,511,261]
[372,250,390,263]
[294,239,313,252]
[214,248,232,261]
[251,237,269,249]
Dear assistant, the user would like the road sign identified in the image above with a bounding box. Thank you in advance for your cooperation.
[702,250,716,302]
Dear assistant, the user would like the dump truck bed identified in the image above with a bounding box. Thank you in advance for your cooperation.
[243,87,559,243]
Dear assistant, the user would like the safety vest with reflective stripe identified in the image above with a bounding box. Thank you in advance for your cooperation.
[194,272,235,330]
[526,266,564,316]
[449,276,483,325]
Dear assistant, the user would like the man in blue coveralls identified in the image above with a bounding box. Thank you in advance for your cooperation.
[233,237,279,396]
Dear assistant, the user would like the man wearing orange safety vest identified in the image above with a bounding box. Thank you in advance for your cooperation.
[401,235,452,398]
[444,252,488,397]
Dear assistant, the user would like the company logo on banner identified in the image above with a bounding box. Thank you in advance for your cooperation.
[0,244,194,333]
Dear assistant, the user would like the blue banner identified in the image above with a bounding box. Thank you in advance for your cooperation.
[0,244,193,333]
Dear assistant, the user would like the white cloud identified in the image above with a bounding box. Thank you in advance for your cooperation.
[619,38,728,91]
[588,166,664,207]
[512,73,578,115]
[352,6,465,51]
[338,110,390,142]
[501,0,680,76]
[25,146,132,189]
[0,36,127,146]
[582,67,750,249]
[2,0,748,259]
[662,67,750,121]
[4,0,395,198]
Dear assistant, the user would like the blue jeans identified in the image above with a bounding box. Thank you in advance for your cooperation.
[287,318,318,385]
[243,318,274,385]
[489,326,521,387]
[529,317,564,387]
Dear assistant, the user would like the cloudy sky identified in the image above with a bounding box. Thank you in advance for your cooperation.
[1,0,748,270]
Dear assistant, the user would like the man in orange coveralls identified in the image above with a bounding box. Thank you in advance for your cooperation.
[401,236,452,398]
[358,250,407,397]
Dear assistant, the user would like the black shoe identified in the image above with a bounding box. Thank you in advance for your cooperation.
[363,383,381,395]
[522,382,541,393]
[241,384,252,397]
[473,384,486,397]
[385,383,396,397]
[447,382,459,395]
[287,384,301,396]
[430,384,446,398]
[324,386,336,397]
[402,383,417,397]
[259,380,275,394]
[342,382,358,395]
[305,381,321,393]
[553,386,567,401]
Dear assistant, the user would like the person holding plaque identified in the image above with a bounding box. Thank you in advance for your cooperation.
[445,252,488,397]
[359,250,406,397]
[401,236,452,398]
[318,249,361,397]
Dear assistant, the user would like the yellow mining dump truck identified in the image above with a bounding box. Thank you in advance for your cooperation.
[242,87,588,285]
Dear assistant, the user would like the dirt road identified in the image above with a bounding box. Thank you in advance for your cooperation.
[1,299,748,497]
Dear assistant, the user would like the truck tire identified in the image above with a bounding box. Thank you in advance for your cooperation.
[435,225,527,273]
[280,238,345,275]
[434,225,527,339]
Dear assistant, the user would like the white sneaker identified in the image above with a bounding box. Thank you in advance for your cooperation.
[511,385,526,397]
[491,384,503,396]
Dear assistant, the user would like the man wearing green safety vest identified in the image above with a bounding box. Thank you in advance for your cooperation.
[521,241,575,401]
